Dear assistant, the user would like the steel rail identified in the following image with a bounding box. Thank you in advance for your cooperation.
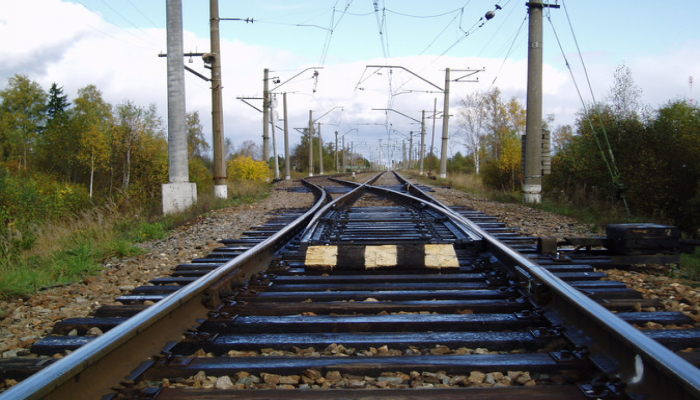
[388,171,700,399]
[301,172,481,248]
[1,180,328,400]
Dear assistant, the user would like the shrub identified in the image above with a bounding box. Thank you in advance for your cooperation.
[227,156,272,183]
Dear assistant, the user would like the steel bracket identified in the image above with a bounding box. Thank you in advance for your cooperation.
[579,379,626,399]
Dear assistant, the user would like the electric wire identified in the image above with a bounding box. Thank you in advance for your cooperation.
[125,0,160,29]
[73,0,160,51]
[476,0,518,58]
[549,0,630,216]
[487,14,527,91]
[99,0,161,47]
[319,1,355,65]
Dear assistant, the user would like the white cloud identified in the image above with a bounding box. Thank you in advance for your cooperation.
[1,0,697,164]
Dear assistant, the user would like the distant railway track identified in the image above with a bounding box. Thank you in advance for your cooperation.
[1,172,699,399]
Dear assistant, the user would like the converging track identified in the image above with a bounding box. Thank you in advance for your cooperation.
[2,172,700,399]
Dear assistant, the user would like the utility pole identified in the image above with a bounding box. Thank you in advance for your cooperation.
[318,122,323,175]
[283,92,291,180]
[402,140,407,169]
[209,0,227,198]
[335,131,339,173]
[420,110,426,175]
[163,0,196,214]
[429,98,437,175]
[523,0,558,203]
[270,103,279,179]
[439,68,450,179]
[342,135,346,172]
[262,68,270,162]
[408,131,413,169]
[365,65,482,178]
[308,110,314,176]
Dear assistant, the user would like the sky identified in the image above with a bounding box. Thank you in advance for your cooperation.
[1,0,699,166]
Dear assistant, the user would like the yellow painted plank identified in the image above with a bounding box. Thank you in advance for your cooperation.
[305,245,338,268]
[365,245,397,269]
[424,244,460,269]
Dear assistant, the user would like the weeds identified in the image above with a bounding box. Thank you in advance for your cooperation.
[0,182,272,300]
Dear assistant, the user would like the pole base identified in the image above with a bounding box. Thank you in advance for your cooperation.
[162,182,197,215]
[523,183,542,204]
[214,184,228,199]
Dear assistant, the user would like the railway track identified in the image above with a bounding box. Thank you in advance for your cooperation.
[2,172,700,399]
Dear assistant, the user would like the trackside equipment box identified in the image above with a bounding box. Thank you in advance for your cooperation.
[605,224,681,255]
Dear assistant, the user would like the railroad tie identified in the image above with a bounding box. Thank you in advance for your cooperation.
[304,243,460,270]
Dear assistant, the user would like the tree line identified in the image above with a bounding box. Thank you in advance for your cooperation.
[452,65,700,236]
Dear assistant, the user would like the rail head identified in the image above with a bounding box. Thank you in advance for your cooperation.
[1,181,328,400]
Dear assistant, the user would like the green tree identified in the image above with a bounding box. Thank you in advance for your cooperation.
[110,102,167,202]
[0,75,47,169]
[38,83,74,178]
[186,110,209,160]
[186,110,212,192]
[73,85,112,198]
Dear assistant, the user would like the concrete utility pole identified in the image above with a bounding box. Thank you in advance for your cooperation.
[523,0,558,203]
[283,93,291,180]
[262,68,270,162]
[308,110,314,177]
[439,68,450,179]
[342,135,346,172]
[209,0,227,199]
[334,131,339,173]
[408,131,413,169]
[318,122,324,175]
[163,0,197,214]
[420,110,426,175]
[402,140,407,169]
[270,104,279,179]
[429,98,437,175]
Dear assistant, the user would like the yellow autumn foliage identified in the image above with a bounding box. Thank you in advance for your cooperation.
[227,156,271,183]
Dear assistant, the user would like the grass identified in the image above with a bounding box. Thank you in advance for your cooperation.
[0,181,272,301]
[673,248,700,282]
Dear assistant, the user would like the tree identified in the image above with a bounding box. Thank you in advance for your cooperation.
[186,110,209,160]
[551,123,574,154]
[607,64,644,121]
[0,75,47,169]
[73,85,112,198]
[455,91,488,174]
[38,83,76,179]
[111,102,167,199]
[235,140,262,160]
[479,88,526,190]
